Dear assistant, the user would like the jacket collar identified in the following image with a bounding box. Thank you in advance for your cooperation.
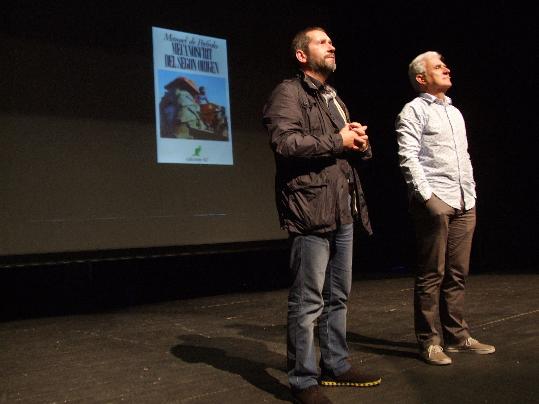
[297,70,332,93]
[297,71,347,127]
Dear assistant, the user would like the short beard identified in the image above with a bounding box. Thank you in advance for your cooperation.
[308,58,336,76]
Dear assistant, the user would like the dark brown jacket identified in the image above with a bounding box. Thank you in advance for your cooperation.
[262,72,372,235]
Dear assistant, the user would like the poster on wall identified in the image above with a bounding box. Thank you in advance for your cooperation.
[152,27,233,165]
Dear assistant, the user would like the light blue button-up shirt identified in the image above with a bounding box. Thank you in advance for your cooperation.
[395,93,476,210]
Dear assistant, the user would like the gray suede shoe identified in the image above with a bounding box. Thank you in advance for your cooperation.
[445,337,496,354]
[421,344,452,365]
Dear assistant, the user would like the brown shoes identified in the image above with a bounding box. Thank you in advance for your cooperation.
[319,366,382,387]
[291,366,382,403]
[292,385,332,404]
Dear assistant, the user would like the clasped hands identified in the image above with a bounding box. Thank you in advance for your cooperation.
[340,122,369,152]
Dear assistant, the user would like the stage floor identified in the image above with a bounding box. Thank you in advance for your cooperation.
[1,272,537,403]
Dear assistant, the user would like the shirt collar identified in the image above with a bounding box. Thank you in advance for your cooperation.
[419,92,452,106]
[308,75,337,101]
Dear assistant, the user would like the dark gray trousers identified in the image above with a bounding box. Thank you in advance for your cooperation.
[411,194,476,348]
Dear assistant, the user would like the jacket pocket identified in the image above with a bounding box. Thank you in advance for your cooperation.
[300,98,324,137]
[286,180,334,232]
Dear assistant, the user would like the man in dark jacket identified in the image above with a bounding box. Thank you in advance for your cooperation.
[262,27,381,404]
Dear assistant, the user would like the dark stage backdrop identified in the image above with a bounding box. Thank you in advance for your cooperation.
[1,2,536,270]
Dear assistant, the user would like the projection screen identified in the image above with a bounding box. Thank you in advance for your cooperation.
[1,24,287,258]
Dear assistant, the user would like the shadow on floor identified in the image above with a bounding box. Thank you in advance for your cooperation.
[171,334,291,401]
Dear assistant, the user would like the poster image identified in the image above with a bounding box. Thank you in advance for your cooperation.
[152,27,233,165]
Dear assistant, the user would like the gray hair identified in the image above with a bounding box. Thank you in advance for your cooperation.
[408,51,442,92]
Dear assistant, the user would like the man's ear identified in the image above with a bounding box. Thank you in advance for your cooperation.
[296,49,307,64]
[416,74,426,86]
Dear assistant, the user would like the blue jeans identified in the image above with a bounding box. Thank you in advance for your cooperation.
[287,223,353,390]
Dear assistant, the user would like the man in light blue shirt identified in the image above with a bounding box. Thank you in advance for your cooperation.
[395,51,495,366]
